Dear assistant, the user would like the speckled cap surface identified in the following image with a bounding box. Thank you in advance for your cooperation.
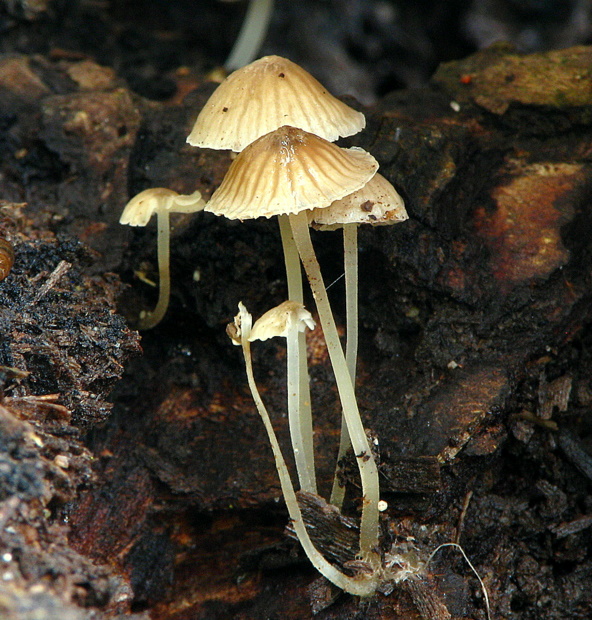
[187,55,366,152]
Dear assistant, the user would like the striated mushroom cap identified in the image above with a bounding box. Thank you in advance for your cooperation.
[308,173,408,231]
[120,188,205,227]
[187,55,366,152]
[249,300,315,342]
[205,126,378,220]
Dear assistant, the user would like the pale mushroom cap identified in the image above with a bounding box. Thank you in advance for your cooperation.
[119,188,205,226]
[308,173,408,230]
[249,301,316,342]
[187,55,366,152]
[205,126,379,220]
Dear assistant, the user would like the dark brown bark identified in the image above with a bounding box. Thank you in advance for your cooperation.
[1,21,592,619]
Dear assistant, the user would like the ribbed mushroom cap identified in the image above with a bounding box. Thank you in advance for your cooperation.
[187,55,366,152]
[120,188,205,227]
[205,126,378,220]
[308,173,408,231]
[249,301,315,342]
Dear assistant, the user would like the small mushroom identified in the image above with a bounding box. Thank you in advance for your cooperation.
[120,188,205,330]
[228,302,379,596]
[309,173,408,507]
[187,55,365,153]
[250,300,316,491]
[205,126,377,219]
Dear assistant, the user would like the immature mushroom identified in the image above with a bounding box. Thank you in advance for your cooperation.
[228,302,379,596]
[207,125,381,563]
[249,300,316,491]
[120,188,205,330]
[308,173,408,507]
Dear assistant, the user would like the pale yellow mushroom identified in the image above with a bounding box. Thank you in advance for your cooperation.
[229,302,379,596]
[309,173,408,507]
[188,55,365,153]
[120,188,205,330]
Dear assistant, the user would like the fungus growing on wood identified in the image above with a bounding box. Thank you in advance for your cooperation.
[308,173,408,507]
[207,125,381,563]
[228,302,379,596]
[120,188,205,330]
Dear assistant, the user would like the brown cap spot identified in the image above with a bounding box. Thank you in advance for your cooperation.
[308,173,408,230]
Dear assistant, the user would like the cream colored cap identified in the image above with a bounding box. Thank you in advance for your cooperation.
[308,173,408,230]
[205,125,378,220]
[187,55,366,152]
[249,301,315,342]
[120,188,205,227]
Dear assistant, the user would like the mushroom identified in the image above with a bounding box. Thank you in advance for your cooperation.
[120,187,205,330]
[228,302,379,596]
[249,300,316,490]
[187,55,365,153]
[308,173,408,507]
[207,125,381,563]
[223,0,275,72]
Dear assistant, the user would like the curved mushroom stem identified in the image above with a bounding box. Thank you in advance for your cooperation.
[289,212,380,564]
[330,222,358,508]
[138,206,171,330]
[278,215,316,494]
[225,0,275,71]
[236,304,378,596]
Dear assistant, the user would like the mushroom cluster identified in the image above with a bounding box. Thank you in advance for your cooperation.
[119,55,408,595]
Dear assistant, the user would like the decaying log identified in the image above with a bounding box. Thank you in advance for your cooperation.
[1,39,592,619]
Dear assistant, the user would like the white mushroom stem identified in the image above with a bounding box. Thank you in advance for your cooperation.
[330,222,358,507]
[344,223,359,381]
[138,206,171,330]
[224,0,275,71]
[289,211,380,563]
[236,303,378,596]
[278,215,316,494]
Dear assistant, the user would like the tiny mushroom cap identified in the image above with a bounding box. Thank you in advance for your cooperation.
[119,187,205,330]
[205,125,378,220]
[249,300,315,342]
[308,173,408,231]
[187,55,366,152]
[119,188,205,226]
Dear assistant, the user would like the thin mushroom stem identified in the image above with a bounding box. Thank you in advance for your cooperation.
[278,215,316,494]
[330,222,358,507]
[236,304,378,596]
[225,0,275,71]
[344,223,359,381]
[289,211,380,564]
[139,206,171,330]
